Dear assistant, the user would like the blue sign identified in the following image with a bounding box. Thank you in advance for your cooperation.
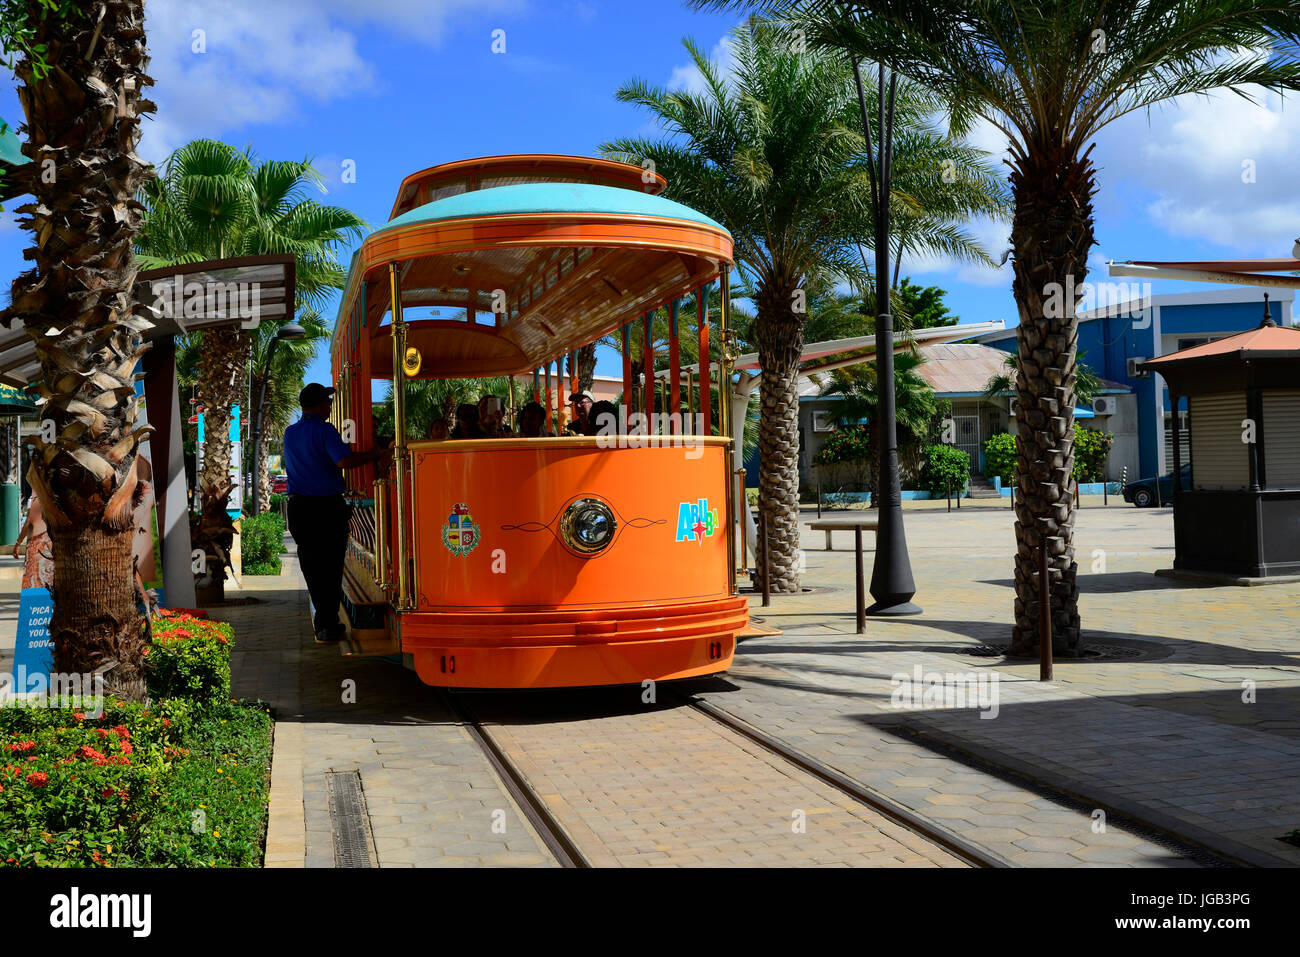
[11,587,54,686]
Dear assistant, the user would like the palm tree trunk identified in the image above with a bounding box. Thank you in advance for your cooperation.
[576,342,596,393]
[1006,147,1094,657]
[194,326,247,594]
[754,279,804,593]
[2,0,155,701]
[256,428,271,513]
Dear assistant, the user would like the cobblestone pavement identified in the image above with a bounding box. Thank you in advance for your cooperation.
[225,556,555,869]
[472,688,966,867]
[716,501,1300,867]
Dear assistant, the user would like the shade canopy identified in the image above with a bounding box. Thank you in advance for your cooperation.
[1109,257,1300,290]
[0,254,297,388]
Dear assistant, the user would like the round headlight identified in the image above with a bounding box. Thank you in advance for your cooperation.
[560,498,617,556]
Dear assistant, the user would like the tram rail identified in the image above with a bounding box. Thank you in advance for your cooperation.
[441,684,1007,869]
[440,689,590,868]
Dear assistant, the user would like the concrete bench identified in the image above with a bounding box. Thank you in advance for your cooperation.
[808,517,879,552]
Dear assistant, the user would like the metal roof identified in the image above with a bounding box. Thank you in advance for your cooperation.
[1143,320,1300,368]
[380,182,729,235]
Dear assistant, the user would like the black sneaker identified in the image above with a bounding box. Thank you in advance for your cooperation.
[314,625,345,644]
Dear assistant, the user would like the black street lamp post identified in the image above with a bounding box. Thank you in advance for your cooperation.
[853,57,920,615]
[248,322,305,515]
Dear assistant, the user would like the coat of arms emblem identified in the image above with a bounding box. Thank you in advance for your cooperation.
[441,503,481,556]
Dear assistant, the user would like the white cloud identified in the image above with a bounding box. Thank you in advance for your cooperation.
[667,36,736,96]
[1103,87,1300,252]
[140,0,523,162]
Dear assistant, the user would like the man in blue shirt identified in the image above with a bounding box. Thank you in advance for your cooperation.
[283,383,388,643]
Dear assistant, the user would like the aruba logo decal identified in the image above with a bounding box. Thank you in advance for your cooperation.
[442,503,481,556]
[675,498,718,544]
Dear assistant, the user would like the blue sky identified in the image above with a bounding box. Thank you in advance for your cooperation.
[3,0,1298,390]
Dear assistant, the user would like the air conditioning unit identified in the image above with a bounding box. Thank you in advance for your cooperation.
[1091,396,1115,416]
[1127,357,1149,379]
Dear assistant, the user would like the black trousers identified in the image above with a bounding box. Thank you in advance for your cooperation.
[287,494,351,635]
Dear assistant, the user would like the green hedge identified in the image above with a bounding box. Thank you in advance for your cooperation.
[144,610,232,704]
[240,512,285,575]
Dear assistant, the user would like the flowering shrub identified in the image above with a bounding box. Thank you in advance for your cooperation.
[0,703,183,867]
[145,610,232,703]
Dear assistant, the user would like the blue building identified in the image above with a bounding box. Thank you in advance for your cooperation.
[974,286,1296,481]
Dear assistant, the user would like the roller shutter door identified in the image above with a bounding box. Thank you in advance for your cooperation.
[1189,393,1248,490]
[1263,390,1300,488]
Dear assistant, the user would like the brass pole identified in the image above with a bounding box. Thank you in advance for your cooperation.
[686,369,696,431]
[389,262,412,610]
[373,477,387,592]
[737,466,748,577]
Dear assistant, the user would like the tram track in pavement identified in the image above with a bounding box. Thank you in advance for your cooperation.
[439,684,980,868]
[439,688,591,868]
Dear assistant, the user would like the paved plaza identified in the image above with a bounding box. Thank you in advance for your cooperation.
[2,498,1296,867]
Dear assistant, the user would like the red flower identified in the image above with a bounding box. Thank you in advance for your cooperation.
[102,787,115,799]
[73,712,86,722]
[25,772,48,787]
[118,741,133,756]
[96,728,108,739]
[92,850,101,863]
[6,741,35,754]
[111,725,130,739]
[161,718,171,728]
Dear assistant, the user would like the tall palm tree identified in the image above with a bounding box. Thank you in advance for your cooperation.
[244,307,329,513]
[604,19,1006,591]
[136,140,365,594]
[1,2,155,700]
[742,0,1300,653]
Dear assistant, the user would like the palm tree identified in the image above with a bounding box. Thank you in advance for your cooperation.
[245,308,329,513]
[817,350,937,502]
[137,140,365,595]
[375,377,536,440]
[744,0,1300,654]
[0,2,155,700]
[604,19,1006,591]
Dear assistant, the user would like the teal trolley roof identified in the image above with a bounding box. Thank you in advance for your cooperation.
[379,181,730,237]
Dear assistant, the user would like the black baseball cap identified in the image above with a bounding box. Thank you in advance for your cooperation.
[299,383,336,407]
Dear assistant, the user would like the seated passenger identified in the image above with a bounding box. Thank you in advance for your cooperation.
[518,401,550,438]
[590,400,619,436]
[565,390,597,436]
[451,403,483,439]
[428,417,448,441]
[478,395,507,438]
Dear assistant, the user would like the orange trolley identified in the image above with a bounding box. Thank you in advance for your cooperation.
[328,155,748,688]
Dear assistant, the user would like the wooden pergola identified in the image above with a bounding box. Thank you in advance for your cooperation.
[0,253,297,607]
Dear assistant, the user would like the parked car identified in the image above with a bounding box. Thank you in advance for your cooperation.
[271,474,288,495]
[1123,463,1190,507]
